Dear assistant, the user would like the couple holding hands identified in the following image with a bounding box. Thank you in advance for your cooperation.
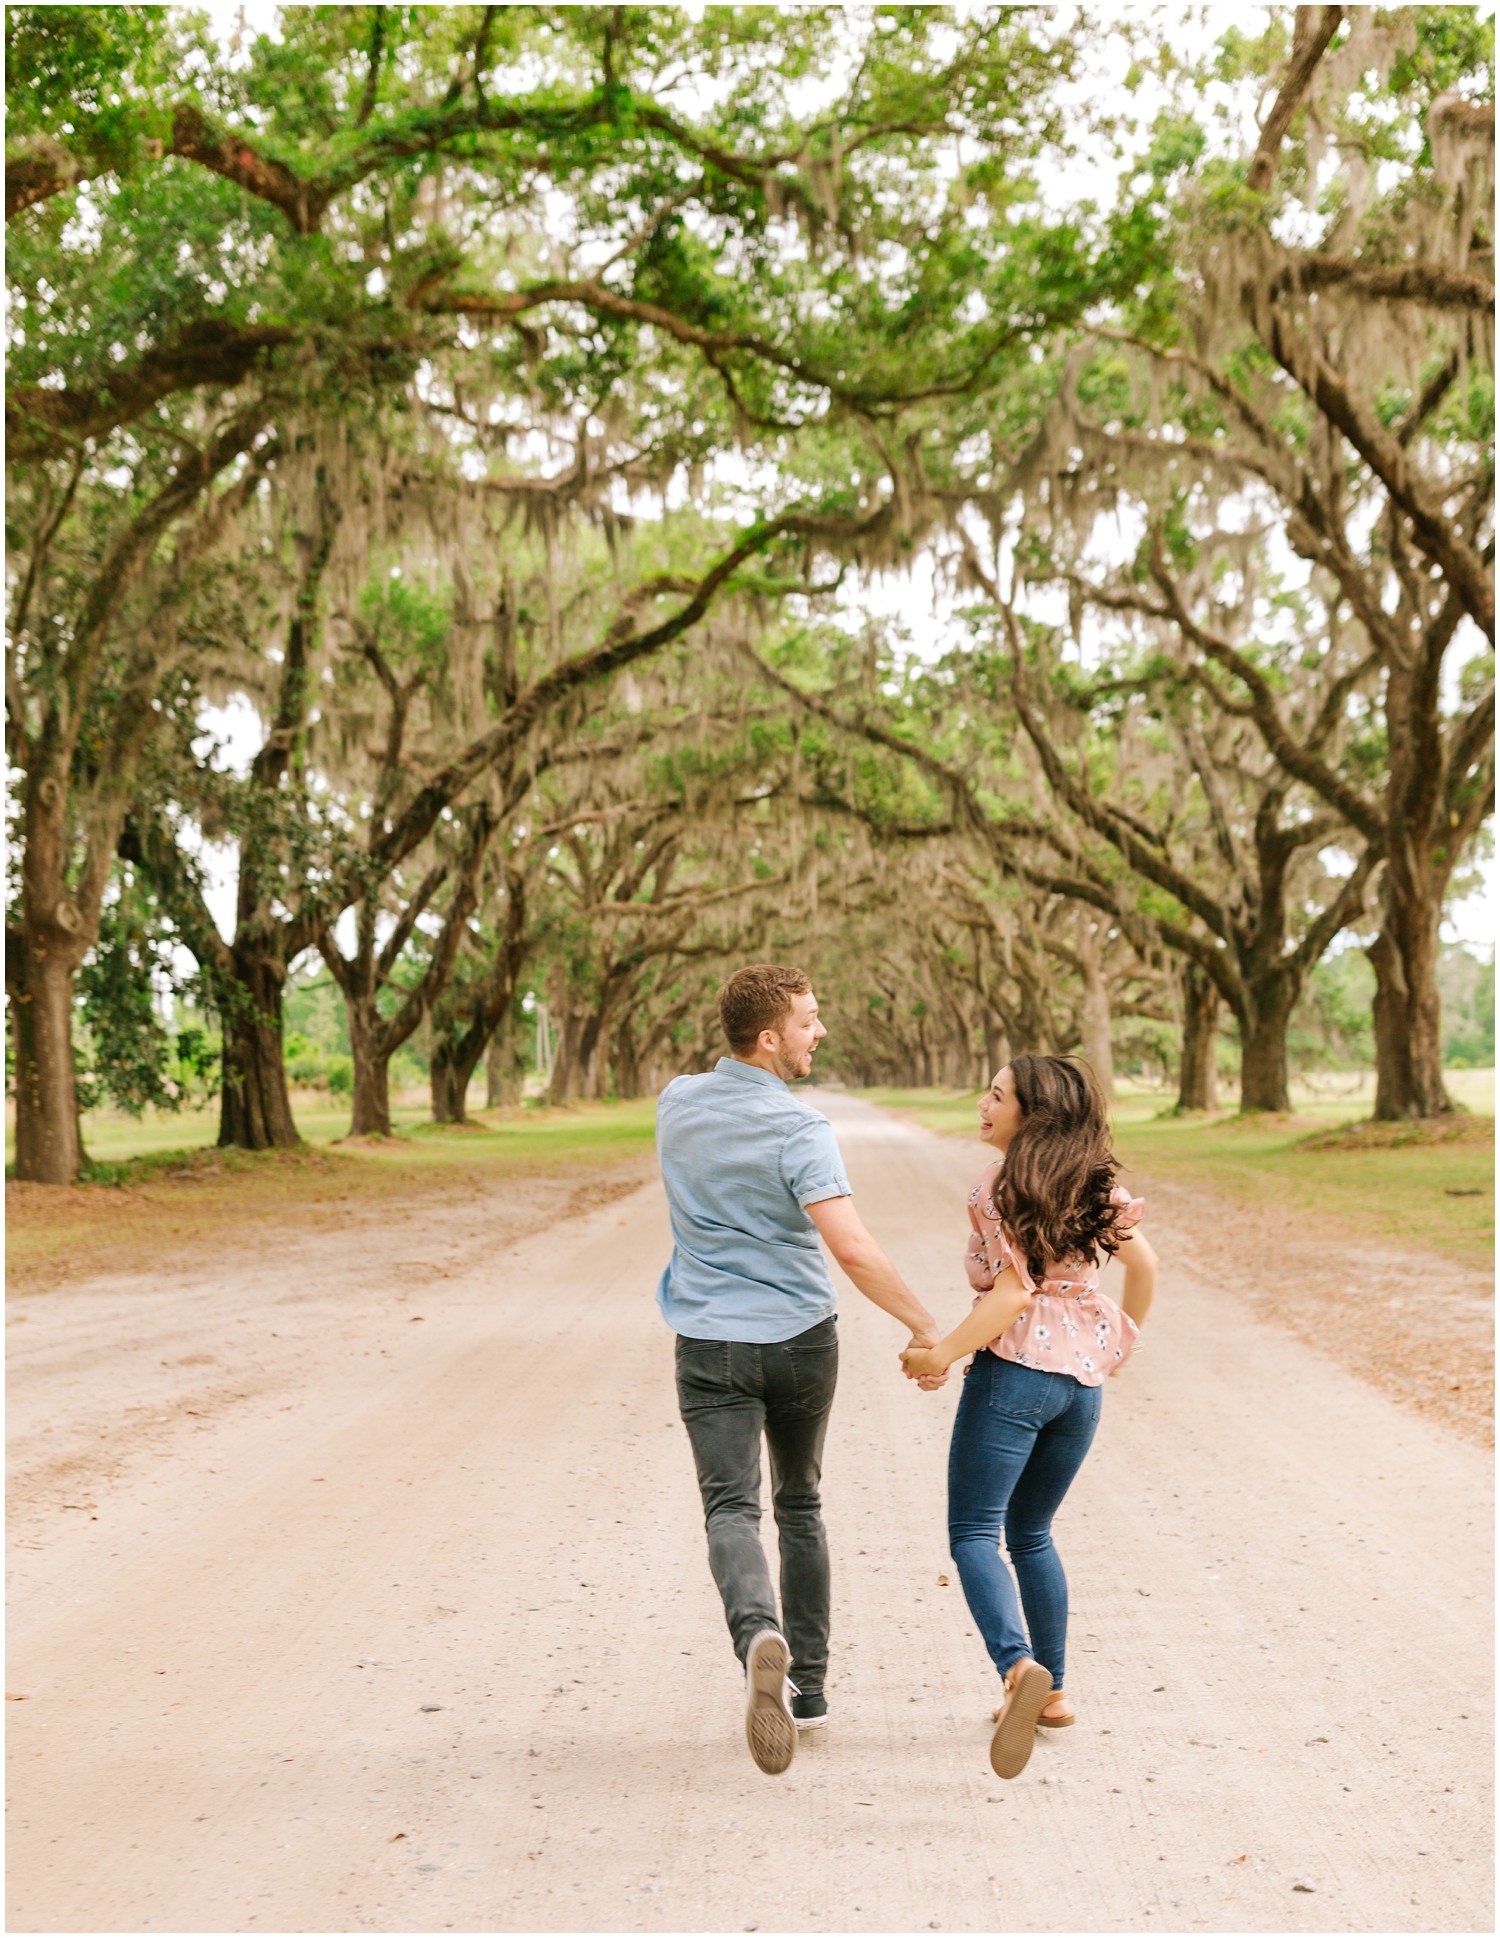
[656,964,1158,1780]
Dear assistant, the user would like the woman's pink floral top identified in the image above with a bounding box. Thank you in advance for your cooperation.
[964,1158,1144,1385]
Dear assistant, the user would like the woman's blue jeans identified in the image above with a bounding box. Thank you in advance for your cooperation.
[947,1351,1102,1690]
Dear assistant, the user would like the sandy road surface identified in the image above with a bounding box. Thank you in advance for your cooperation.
[6,1097,1493,1934]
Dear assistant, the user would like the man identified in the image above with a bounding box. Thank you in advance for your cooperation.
[656,963,942,1776]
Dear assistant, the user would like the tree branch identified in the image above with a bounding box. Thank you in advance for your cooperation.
[356,8,387,129]
[1143,542,1385,843]
[7,320,293,459]
[1246,6,1344,195]
[421,276,1013,414]
[1271,253,1494,312]
[60,409,267,748]
[341,506,867,913]
[374,860,448,980]
[1257,305,1494,641]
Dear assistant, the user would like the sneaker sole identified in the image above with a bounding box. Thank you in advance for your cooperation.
[990,1663,1053,1779]
[794,1712,829,1731]
[745,1634,796,1775]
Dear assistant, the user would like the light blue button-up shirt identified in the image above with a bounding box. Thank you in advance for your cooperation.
[655,1057,851,1342]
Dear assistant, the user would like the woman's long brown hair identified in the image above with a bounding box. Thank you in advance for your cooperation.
[991,1055,1126,1284]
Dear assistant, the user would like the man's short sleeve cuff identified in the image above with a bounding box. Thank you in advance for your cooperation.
[782,1115,850,1207]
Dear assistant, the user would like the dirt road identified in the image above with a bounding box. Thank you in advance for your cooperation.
[7,1096,1492,1933]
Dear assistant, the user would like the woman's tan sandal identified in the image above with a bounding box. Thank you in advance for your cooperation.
[990,1660,1053,1779]
[991,1687,1073,1726]
[1036,1690,1075,1729]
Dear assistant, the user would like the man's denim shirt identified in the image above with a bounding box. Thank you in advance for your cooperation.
[655,1057,851,1342]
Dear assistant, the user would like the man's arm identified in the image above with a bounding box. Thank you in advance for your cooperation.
[805,1195,940,1345]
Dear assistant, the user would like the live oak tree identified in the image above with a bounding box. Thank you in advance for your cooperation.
[528,715,797,1104]
[9,4,1111,1172]
[1048,6,1494,1115]
[1004,606,1379,1113]
[5,396,278,1180]
[744,583,1370,1110]
[821,7,1492,1115]
[719,619,1174,1092]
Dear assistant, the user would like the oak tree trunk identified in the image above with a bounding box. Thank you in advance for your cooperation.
[547,1001,584,1103]
[346,1005,394,1137]
[611,1023,644,1100]
[429,1040,474,1124]
[8,934,84,1184]
[1236,979,1295,1113]
[217,951,299,1149]
[1368,877,1454,1120]
[982,1014,1009,1085]
[571,1001,612,1101]
[10,763,91,1183]
[486,1012,523,1108]
[1076,917,1116,1102]
[1176,964,1220,1112]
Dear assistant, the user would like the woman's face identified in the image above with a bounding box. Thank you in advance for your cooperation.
[979,1066,1024,1152]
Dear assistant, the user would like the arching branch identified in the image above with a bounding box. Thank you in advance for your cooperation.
[1246,6,1344,195]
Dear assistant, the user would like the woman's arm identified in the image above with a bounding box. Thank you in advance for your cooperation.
[900,1267,1031,1379]
[1116,1228,1158,1327]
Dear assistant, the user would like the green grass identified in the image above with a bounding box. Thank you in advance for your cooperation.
[6,1096,661,1296]
[853,1072,1495,1275]
[1108,1107,1493,1274]
[858,1069,1494,1137]
[10,1072,1493,1288]
[8,1092,660,1175]
[346,1099,661,1175]
[854,1087,990,1138]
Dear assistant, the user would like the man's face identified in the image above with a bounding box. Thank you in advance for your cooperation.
[764,988,826,1082]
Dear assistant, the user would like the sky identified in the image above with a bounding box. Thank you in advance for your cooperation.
[184,3,1494,958]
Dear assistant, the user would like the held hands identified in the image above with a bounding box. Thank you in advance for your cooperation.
[900,1336,950,1388]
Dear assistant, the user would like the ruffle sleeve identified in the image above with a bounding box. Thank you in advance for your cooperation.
[1111,1183,1145,1233]
[989,1221,1036,1293]
[965,1159,1036,1292]
[964,1241,995,1293]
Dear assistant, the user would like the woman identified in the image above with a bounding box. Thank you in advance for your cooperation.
[900,1055,1158,1779]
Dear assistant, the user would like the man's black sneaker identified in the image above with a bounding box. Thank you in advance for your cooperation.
[791,1691,829,1729]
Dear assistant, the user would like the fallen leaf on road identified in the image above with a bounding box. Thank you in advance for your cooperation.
[6,1692,30,1702]
[388,1832,405,1843]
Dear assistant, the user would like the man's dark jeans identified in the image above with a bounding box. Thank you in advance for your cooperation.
[675,1315,838,1700]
